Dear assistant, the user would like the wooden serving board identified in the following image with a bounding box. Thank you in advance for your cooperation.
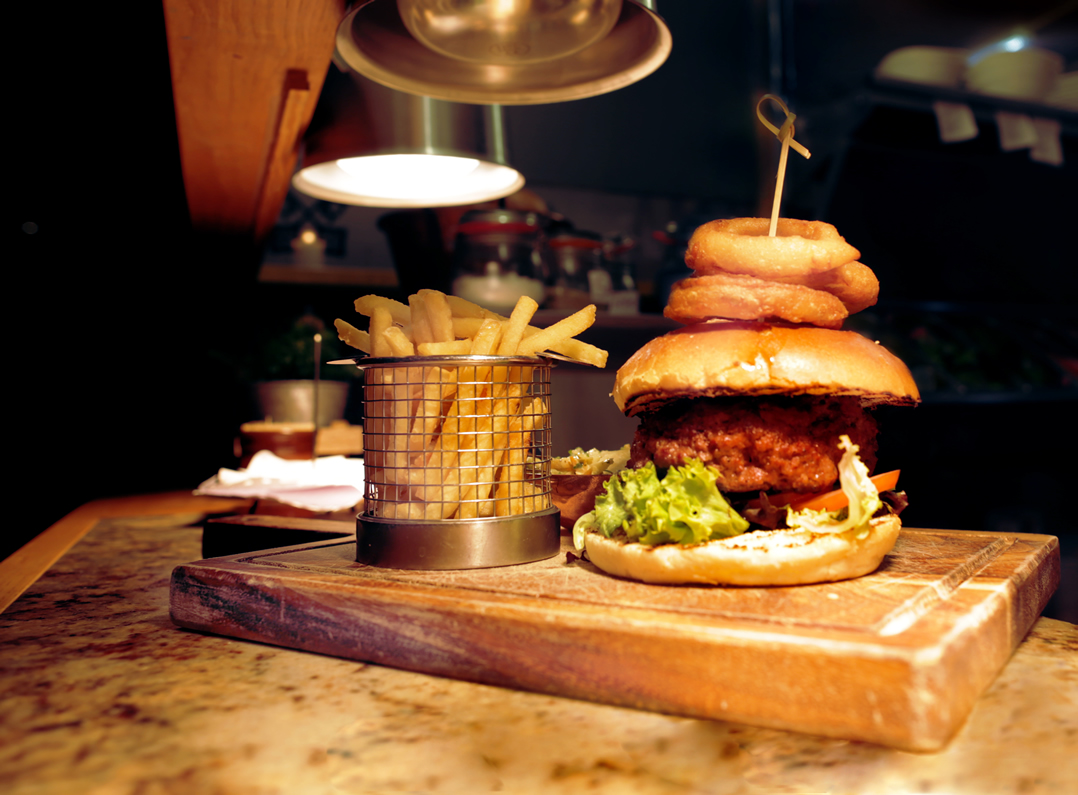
[169,527,1059,751]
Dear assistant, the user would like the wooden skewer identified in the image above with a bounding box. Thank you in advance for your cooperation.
[756,94,811,237]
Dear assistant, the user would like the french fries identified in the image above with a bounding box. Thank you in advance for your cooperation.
[336,290,607,520]
[333,319,370,353]
[369,307,394,358]
[517,305,597,356]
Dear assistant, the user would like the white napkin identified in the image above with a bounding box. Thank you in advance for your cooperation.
[195,450,364,512]
[933,101,978,143]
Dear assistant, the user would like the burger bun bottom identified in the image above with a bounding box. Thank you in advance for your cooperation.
[582,515,901,586]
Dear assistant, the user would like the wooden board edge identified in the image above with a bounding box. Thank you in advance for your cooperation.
[169,553,1002,751]
[894,535,1061,749]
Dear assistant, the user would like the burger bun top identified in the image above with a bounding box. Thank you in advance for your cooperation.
[613,321,920,415]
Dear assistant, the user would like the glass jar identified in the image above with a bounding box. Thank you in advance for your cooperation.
[602,233,639,314]
[451,209,547,315]
[547,228,603,311]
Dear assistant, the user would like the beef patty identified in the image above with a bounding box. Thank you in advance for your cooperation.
[628,395,878,494]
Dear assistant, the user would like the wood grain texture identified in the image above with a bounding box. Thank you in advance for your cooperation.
[162,0,347,239]
[1,492,254,614]
[253,69,311,243]
[169,527,1059,751]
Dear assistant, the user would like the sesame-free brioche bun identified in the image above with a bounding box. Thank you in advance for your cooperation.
[613,321,920,416]
[583,514,901,586]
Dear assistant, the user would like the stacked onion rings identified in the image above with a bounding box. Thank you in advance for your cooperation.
[667,218,878,328]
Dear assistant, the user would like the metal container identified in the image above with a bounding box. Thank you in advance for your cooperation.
[357,354,558,569]
[334,1,672,106]
[253,380,350,426]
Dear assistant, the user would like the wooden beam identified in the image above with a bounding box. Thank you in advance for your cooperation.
[162,0,347,239]
[254,68,312,242]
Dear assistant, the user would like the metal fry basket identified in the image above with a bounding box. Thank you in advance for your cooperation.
[356,355,559,569]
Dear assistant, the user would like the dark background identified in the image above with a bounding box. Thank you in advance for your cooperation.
[14,2,1077,618]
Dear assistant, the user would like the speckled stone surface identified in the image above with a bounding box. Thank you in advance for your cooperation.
[1,515,1075,794]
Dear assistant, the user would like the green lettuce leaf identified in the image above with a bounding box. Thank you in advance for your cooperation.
[784,435,881,538]
[573,459,748,550]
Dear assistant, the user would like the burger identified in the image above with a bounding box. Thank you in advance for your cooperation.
[572,319,921,586]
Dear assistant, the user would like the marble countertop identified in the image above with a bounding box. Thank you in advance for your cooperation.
[1,497,1076,794]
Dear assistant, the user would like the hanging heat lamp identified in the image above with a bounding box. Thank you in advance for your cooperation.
[333,0,672,105]
[292,67,525,208]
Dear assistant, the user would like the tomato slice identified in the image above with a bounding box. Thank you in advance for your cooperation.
[745,470,900,513]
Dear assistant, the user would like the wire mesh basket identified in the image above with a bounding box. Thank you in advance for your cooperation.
[356,355,559,568]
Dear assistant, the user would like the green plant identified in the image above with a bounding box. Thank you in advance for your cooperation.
[222,315,358,384]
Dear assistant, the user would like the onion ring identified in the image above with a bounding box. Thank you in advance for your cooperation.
[686,218,861,279]
[664,272,848,329]
[770,261,879,314]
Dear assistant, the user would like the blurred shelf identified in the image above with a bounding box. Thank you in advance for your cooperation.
[869,77,1078,134]
[531,309,677,330]
[258,263,399,287]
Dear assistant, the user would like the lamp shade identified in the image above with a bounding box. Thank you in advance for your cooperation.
[292,68,524,208]
[334,0,672,105]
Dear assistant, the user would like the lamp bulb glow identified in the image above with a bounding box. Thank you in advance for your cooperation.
[292,152,523,207]
[1003,35,1028,52]
[336,154,484,201]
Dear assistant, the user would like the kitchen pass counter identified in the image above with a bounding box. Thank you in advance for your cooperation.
[1,493,1076,794]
